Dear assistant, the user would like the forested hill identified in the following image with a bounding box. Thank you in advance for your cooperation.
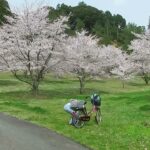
[49,2,145,51]
[0,0,11,25]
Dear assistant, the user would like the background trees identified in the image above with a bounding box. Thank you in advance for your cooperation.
[111,53,137,88]
[49,2,145,51]
[0,6,68,93]
[130,32,150,85]
[0,0,11,25]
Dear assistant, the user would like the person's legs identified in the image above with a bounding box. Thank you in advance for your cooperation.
[64,103,77,125]
[69,118,73,125]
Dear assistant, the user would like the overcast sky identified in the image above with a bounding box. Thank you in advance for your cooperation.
[7,0,150,28]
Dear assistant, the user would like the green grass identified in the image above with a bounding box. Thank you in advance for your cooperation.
[0,72,149,150]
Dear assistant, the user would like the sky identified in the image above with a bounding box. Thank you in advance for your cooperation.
[7,0,150,28]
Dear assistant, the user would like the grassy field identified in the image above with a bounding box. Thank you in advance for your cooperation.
[0,72,149,150]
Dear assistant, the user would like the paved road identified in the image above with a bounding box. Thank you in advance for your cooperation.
[0,113,90,150]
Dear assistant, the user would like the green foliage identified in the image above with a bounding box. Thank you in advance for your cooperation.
[70,5,103,32]
[75,18,85,31]
[49,4,71,21]
[118,23,145,50]
[0,0,11,25]
[49,2,145,51]
[127,23,145,33]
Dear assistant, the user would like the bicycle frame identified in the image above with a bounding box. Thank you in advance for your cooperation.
[75,104,100,121]
[71,101,101,128]
[78,106,90,121]
[87,105,100,116]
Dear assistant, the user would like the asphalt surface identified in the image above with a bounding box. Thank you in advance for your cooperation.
[0,113,90,150]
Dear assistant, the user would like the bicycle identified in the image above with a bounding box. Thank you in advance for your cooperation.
[71,100,102,128]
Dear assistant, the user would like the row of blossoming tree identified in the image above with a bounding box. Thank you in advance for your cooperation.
[0,6,149,94]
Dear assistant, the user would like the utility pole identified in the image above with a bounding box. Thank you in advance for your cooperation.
[148,16,150,30]
[117,24,121,40]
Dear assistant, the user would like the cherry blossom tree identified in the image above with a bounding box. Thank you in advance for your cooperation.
[55,31,100,93]
[111,53,137,88]
[55,31,126,93]
[0,6,68,93]
[129,32,150,85]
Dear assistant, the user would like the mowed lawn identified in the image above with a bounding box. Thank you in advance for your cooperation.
[0,72,149,150]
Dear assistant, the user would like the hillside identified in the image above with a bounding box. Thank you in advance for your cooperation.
[49,2,145,51]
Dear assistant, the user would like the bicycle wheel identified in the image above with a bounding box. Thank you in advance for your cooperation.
[95,108,102,124]
[73,110,85,128]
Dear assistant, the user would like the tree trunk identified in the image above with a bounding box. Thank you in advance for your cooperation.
[31,80,39,95]
[143,77,149,85]
[122,80,125,88]
[78,76,85,94]
[142,73,149,85]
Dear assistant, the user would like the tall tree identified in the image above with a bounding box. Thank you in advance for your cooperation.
[55,31,125,93]
[56,31,100,94]
[0,6,68,93]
